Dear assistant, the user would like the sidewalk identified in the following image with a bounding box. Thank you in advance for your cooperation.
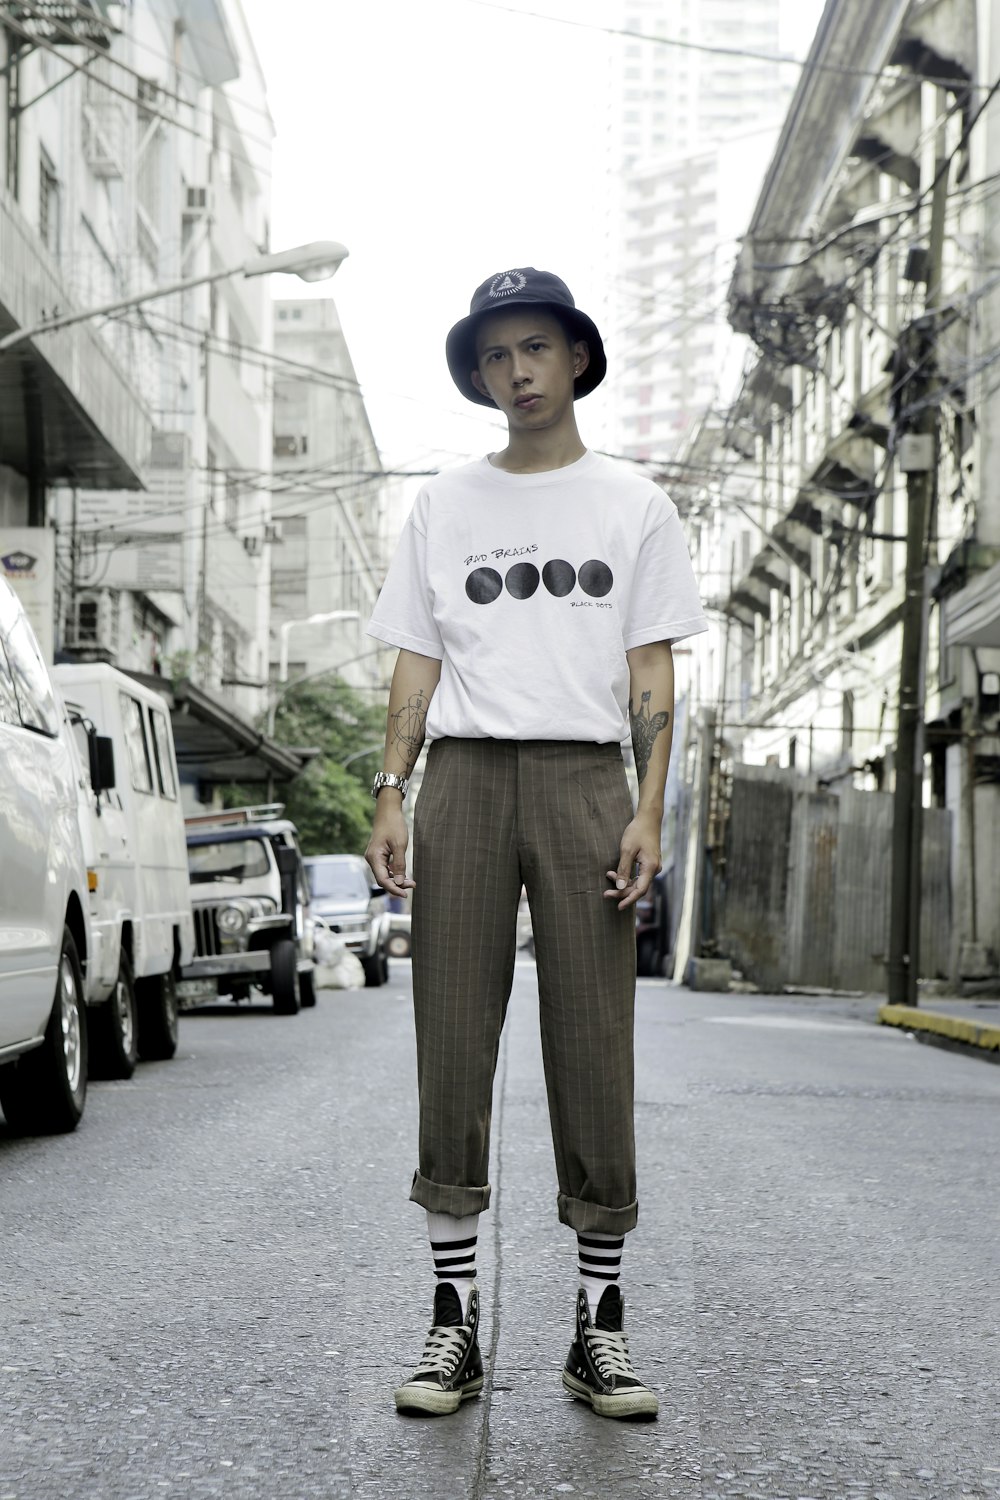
[878,993,1000,1056]
[711,976,1000,1060]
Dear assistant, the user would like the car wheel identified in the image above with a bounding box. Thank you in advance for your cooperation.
[136,971,180,1061]
[299,966,317,1009]
[387,931,411,958]
[271,939,301,1014]
[90,952,138,1080]
[362,952,385,988]
[0,927,88,1134]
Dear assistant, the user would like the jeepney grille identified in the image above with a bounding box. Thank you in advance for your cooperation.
[193,905,223,958]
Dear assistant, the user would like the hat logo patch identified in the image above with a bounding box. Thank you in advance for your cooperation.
[489,269,527,299]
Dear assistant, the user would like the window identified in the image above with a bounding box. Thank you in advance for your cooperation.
[188,837,270,883]
[120,693,154,792]
[39,149,60,252]
[306,858,371,901]
[0,601,59,736]
[149,707,177,799]
[0,638,20,725]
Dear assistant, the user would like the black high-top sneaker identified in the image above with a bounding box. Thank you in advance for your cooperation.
[394,1283,484,1416]
[562,1284,658,1420]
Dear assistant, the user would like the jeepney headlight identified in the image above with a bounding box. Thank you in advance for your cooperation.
[218,904,249,935]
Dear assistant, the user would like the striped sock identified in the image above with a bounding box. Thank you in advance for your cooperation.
[427,1211,479,1319]
[577,1231,625,1313]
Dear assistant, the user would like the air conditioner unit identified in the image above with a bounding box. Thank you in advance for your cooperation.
[63,593,117,659]
[243,534,263,558]
[184,184,213,218]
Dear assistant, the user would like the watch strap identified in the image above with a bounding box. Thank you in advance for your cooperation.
[371,771,409,800]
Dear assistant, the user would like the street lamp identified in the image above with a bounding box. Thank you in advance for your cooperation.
[0,240,350,355]
[268,610,361,738]
[341,743,383,768]
[277,609,361,689]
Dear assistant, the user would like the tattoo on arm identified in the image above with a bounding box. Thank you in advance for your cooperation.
[629,689,670,785]
[390,689,429,776]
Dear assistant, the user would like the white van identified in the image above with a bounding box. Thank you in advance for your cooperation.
[53,663,194,1075]
[0,576,91,1133]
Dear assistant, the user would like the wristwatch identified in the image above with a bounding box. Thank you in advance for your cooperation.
[371,771,409,800]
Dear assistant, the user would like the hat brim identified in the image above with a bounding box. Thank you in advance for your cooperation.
[445,302,607,408]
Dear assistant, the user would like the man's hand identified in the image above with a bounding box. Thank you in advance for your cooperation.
[603,811,662,911]
[365,800,415,900]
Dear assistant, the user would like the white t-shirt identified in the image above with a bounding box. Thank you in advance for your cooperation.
[367,449,708,745]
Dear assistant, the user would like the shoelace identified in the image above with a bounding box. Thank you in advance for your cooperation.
[413,1324,469,1379]
[584,1325,637,1381]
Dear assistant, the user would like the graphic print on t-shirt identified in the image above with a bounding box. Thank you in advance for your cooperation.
[465,557,614,605]
[365,449,708,745]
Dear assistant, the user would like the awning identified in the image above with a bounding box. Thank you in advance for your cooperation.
[127,673,313,786]
[0,186,150,489]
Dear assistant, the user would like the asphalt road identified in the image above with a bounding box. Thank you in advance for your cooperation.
[2,966,999,1500]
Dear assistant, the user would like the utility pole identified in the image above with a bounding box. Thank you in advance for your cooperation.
[887,141,948,1006]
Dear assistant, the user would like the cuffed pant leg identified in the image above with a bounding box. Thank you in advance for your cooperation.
[521,743,639,1233]
[409,739,521,1211]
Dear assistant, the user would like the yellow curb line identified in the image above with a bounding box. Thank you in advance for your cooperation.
[878,1004,1000,1052]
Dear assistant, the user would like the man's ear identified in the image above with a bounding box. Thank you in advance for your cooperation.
[573,340,590,378]
[471,367,490,398]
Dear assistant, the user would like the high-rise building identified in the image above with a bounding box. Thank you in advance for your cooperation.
[270,298,391,696]
[610,0,792,457]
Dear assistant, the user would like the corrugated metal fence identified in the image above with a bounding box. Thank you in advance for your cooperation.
[715,766,951,992]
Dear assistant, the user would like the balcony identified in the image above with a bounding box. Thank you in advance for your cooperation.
[0,185,149,489]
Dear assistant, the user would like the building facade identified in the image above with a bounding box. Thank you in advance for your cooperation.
[677,0,1000,984]
[270,298,390,700]
[0,0,311,800]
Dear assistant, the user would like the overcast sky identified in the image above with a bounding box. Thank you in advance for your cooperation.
[241,0,826,474]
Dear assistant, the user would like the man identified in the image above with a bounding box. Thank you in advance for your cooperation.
[365,268,707,1421]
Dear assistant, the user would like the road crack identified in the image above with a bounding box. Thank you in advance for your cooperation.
[470,1019,509,1499]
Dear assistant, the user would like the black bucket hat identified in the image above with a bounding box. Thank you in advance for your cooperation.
[445,268,607,408]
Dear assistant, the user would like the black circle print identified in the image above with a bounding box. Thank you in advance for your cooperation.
[505,562,540,600]
[542,559,576,597]
[466,566,504,604]
[579,559,614,597]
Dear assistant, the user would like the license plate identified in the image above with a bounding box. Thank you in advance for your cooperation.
[176,978,217,1002]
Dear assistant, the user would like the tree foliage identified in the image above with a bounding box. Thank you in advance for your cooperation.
[223,677,385,857]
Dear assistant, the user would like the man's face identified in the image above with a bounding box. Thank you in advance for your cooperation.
[471,309,589,428]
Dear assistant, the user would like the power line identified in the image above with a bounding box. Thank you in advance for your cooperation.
[744,74,1000,285]
[1,9,274,180]
[51,0,279,129]
[457,0,988,91]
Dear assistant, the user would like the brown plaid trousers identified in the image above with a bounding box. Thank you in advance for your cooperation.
[409,737,639,1235]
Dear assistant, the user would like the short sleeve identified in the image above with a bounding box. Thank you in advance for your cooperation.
[366,498,444,659]
[623,502,708,650]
